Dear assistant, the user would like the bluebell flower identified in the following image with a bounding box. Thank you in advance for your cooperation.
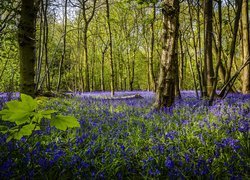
[165,131,178,140]
[149,168,161,176]
[120,144,125,151]
[53,150,65,162]
[184,153,190,163]
[238,120,249,133]
[165,156,174,169]
[181,120,190,125]
[222,137,241,151]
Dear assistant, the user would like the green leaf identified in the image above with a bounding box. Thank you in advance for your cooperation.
[13,124,36,140]
[6,136,13,142]
[21,94,37,111]
[0,125,8,133]
[40,110,57,119]
[0,94,37,125]
[0,108,30,125]
[50,115,80,131]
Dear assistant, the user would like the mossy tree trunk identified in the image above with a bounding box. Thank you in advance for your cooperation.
[154,0,179,108]
[18,0,39,97]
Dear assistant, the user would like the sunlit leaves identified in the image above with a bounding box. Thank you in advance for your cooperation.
[0,94,79,142]
[50,115,80,131]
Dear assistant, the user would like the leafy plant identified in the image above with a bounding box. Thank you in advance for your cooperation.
[0,94,80,142]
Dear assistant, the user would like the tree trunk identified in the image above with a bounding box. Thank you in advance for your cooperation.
[81,0,97,92]
[83,30,90,91]
[106,0,115,96]
[241,0,250,94]
[149,3,156,91]
[57,0,67,92]
[129,50,135,91]
[36,4,43,92]
[44,0,50,91]
[209,0,222,105]
[226,0,242,83]
[154,0,179,108]
[18,0,39,97]
[203,0,214,97]
[101,48,107,91]
[187,0,202,98]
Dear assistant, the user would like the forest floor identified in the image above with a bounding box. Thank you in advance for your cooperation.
[0,91,249,179]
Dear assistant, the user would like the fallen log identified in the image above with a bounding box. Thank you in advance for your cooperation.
[92,94,143,100]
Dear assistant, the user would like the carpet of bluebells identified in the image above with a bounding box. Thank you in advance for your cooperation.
[0,91,249,179]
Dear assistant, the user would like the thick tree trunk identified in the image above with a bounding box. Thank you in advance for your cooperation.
[203,0,215,97]
[154,0,179,108]
[241,0,250,94]
[18,0,38,97]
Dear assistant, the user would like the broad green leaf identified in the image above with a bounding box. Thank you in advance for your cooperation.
[0,109,30,125]
[5,100,20,110]
[13,124,36,140]
[0,109,13,121]
[21,94,37,111]
[50,115,80,131]
[9,113,30,125]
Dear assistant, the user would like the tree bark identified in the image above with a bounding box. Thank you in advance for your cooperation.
[187,0,202,98]
[226,0,242,83]
[203,0,215,97]
[209,0,222,105]
[18,0,39,97]
[57,0,68,92]
[154,0,179,108]
[81,0,97,92]
[106,0,115,96]
[241,0,250,94]
[149,3,156,91]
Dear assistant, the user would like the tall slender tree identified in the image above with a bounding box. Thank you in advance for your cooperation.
[106,0,115,96]
[241,0,250,94]
[81,0,97,92]
[57,0,68,92]
[149,2,156,91]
